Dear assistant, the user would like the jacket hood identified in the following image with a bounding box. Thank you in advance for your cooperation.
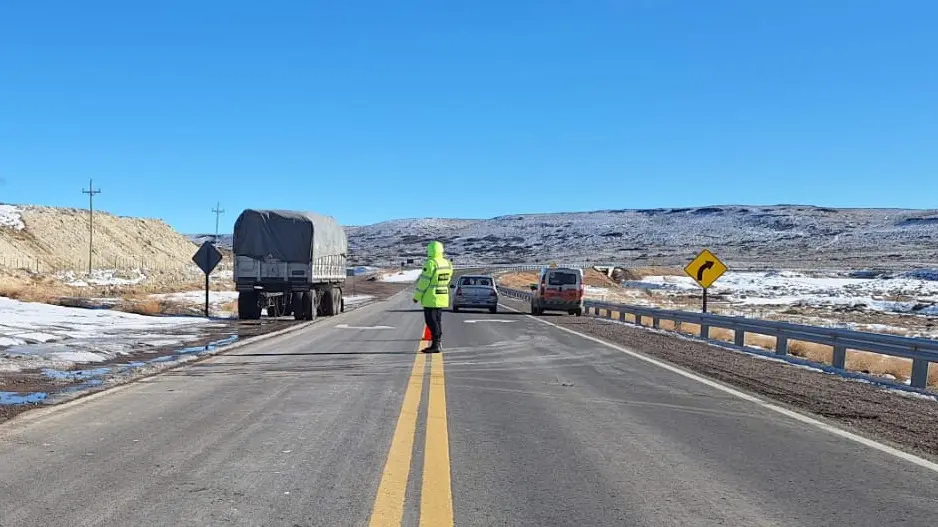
[427,241,444,258]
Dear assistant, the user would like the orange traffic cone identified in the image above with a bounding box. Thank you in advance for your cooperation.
[422,325,432,341]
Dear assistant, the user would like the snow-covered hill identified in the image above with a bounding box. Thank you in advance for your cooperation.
[188,234,233,249]
[196,205,938,270]
[345,205,938,269]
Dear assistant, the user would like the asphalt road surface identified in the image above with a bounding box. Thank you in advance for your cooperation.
[2,291,938,526]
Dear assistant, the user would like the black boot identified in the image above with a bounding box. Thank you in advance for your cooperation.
[425,339,441,353]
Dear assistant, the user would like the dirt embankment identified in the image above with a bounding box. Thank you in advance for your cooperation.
[497,267,682,296]
[0,205,199,273]
[0,204,233,309]
[498,267,677,290]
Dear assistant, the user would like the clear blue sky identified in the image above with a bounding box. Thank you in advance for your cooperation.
[1,1,936,233]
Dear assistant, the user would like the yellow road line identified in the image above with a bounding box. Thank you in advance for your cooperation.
[421,351,454,526]
[368,350,427,527]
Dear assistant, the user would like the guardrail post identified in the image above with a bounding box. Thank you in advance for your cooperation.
[832,346,847,370]
[776,336,788,356]
[700,324,709,339]
[605,309,613,320]
[594,307,600,316]
[734,330,745,346]
[911,359,930,389]
[635,315,642,327]
[652,317,660,329]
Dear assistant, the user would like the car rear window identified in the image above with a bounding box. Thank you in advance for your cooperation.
[461,277,492,286]
[547,271,579,286]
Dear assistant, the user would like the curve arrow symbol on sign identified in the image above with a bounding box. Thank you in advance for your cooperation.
[697,261,714,281]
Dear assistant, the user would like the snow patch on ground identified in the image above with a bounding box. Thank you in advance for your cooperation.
[888,388,938,401]
[0,297,208,372]
[0,204,24,230]
[380,269,423,283]
[150,290,240,305]
[584,286,609,296]
[60,269,148,287]
[632,271,938,317]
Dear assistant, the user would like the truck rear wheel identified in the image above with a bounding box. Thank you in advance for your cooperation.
[321,287,343,316]
[321,287,336,316]
[293,292,305,321]
[303,291,315,321]
[238,291,260,320]
[283,293,294,317]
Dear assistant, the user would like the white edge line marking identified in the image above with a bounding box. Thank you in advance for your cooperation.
[499,303,938,474]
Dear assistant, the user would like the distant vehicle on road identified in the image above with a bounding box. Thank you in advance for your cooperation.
[530,267,584,316]
[233,209,347,321]
[451,274,499,313]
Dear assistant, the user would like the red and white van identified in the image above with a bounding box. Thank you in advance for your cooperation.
[529,267,585,316]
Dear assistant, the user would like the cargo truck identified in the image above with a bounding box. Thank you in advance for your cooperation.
[233,209,347,321]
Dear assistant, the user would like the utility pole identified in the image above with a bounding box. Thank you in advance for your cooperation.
[82,179,101,274]
[212,201,225,243]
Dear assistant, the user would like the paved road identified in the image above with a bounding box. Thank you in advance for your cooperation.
[2,291,938,526]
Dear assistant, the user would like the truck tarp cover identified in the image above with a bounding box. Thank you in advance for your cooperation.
[233,209,347,262]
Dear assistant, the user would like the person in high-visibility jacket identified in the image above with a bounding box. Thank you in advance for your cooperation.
[413,240,453,352]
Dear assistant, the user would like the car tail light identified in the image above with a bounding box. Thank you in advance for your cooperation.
[490,290,497,296]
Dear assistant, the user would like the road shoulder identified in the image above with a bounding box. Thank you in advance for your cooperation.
[500,296,938,462]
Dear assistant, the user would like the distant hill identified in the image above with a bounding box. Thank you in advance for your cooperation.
[188,234,233,250]
[344,205,938,269]
[197,205,938,270]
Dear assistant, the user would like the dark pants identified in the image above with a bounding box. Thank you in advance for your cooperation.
[423,307,443,342]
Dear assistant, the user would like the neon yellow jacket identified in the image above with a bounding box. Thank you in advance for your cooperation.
[414,241,453,308]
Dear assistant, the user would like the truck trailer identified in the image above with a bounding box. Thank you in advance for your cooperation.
[233,209,347,321]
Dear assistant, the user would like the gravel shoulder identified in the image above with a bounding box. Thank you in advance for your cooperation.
[501,296,938,461]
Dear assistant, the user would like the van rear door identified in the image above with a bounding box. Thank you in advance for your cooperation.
[544,270,581,302]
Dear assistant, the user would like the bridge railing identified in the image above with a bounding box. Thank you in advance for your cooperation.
[498,287,938,390]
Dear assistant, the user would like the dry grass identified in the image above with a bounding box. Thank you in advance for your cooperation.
[0,276,73,305]
[498,271,540,290]
[498,268,628,291]
[120,298,168,316]
[650,318,937,385]
[584,309,938,386]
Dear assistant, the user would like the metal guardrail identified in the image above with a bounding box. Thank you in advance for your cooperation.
[498,287,938,389]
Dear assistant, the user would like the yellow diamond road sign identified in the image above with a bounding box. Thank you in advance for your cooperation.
[684,249,727,289]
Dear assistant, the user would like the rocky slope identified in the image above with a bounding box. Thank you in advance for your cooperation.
[343,205,938,269]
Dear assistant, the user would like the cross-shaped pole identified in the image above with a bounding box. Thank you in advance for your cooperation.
[212,201,225,243]
[82,179,101,274]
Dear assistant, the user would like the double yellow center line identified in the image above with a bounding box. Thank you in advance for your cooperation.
[369,338,453,526]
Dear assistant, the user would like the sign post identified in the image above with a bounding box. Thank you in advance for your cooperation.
[192,241,224,318]
[684,249,727,313]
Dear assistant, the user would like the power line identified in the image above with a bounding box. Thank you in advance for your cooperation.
[82,179,101,274]
[212,201,225,243]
